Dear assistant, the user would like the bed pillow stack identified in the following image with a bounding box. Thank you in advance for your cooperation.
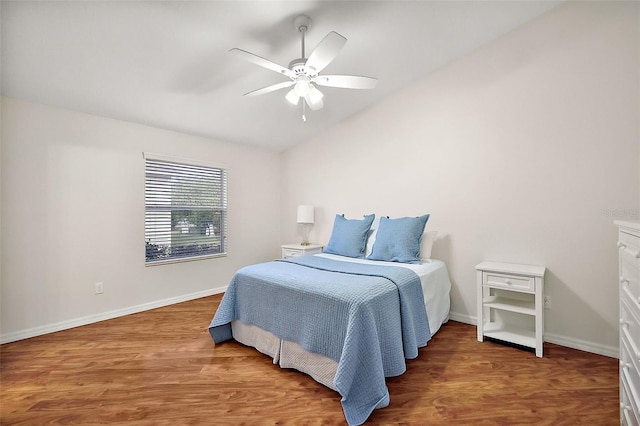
[324,214,375,258]
[367,214,430,264]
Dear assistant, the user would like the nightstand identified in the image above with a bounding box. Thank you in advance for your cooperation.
[281,243,324,259]
[476,261,546,357]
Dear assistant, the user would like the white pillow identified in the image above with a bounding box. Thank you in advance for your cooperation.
[364,216,381,257]
[365,227,378,257]
[420,231,438,261]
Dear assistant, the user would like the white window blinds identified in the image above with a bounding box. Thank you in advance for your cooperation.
[144,155,227,264]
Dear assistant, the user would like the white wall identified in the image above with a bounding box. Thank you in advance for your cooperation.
[1,97,281,342]
[281,2,639,356]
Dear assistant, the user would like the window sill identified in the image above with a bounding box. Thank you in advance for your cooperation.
[145,253,227,267]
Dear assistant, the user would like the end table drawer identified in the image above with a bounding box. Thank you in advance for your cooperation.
[483,272,535,292]
[281,244,324,259]
[282,249,303,258]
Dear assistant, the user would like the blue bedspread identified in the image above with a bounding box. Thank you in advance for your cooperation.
[208,256,431,425]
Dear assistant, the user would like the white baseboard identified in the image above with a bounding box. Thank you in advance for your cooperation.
[448,311,477,325]
[447,311,619,359]
[543,332,618,359]
[0,285,228,345]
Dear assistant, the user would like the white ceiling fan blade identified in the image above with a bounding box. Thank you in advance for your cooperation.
[230,48,295,79]
[314,75,378,90]
[244,81,295,97]
[305,31,347,74]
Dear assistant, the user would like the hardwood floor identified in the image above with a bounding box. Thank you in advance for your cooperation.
[1,294,619,425]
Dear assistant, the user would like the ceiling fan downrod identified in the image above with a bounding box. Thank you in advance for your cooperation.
[292,15,312,122]
[293,14,311,59]
[299,23,306,59]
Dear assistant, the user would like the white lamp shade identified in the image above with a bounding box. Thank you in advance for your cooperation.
[296,205,315,224]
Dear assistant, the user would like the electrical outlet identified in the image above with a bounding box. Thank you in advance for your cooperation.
[543,295,551,309]
[95,282,104,295]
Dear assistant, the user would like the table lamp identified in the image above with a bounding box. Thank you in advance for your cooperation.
[296,205,314,246]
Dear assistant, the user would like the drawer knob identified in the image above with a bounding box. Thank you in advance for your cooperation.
[505,279,512,285]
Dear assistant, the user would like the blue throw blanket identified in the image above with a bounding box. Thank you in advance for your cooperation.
[209,256,431,425]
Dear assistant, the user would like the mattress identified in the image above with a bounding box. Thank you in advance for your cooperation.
[231,253,452,392]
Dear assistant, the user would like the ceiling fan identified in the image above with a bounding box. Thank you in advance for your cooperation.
[231,14,378,120]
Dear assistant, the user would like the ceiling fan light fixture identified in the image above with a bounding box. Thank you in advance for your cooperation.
[231,14,377,117]
[285,88,300,105]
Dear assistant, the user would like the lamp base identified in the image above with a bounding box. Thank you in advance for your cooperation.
[300,223,311,246]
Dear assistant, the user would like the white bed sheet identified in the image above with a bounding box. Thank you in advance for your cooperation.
[231,254,452,392]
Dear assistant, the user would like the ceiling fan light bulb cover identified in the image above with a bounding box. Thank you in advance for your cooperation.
[285,89,300,105]
[294,79,310,97]
[308,85,324,104]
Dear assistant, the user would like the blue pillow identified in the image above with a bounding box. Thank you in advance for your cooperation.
[367,215,430,264]
[324,214,375,258]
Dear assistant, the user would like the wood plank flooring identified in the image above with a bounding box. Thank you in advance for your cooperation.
[1,294,619,425]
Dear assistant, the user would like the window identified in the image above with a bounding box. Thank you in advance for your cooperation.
[144,154,227,264]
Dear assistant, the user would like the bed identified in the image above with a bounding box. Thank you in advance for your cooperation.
[208,214,452,425]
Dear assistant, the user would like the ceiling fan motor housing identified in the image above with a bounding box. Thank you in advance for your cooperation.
[288,59,316,77]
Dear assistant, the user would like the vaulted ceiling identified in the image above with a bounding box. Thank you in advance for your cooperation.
[1,1,561,151]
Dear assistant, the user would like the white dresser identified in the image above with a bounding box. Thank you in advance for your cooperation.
[616,221,640,425]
